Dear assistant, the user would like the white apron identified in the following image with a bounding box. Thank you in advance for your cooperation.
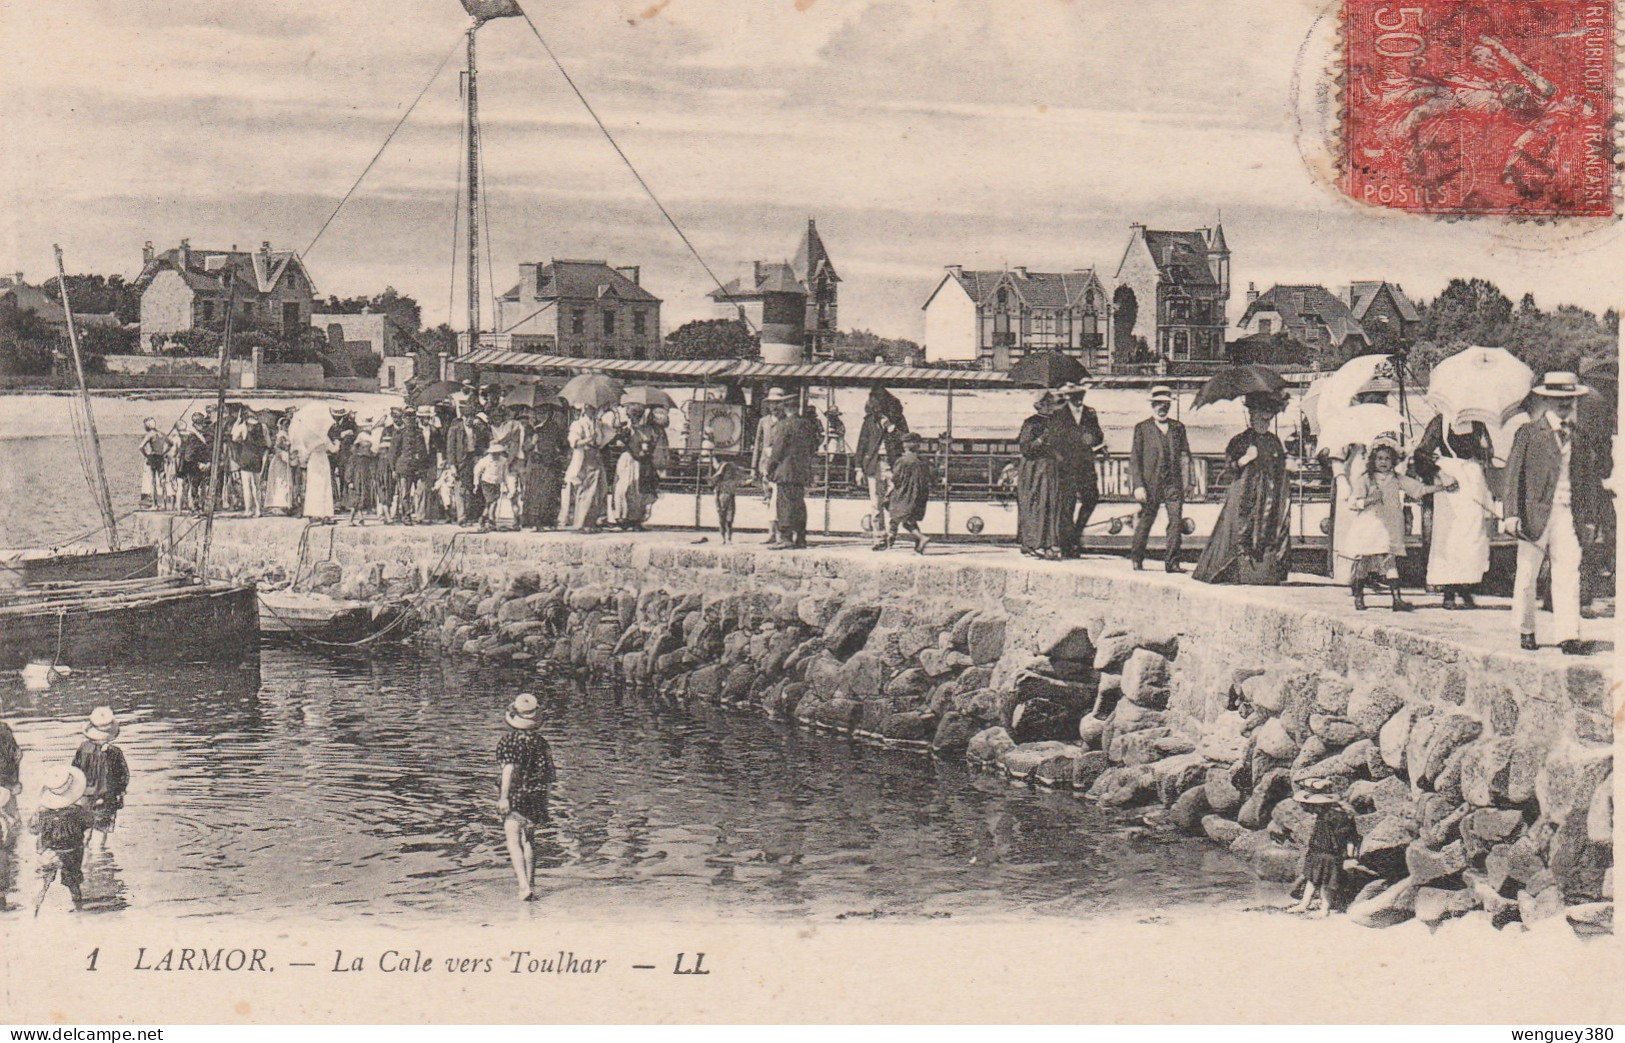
[1427,455,1492,587]
[303,450,335,519]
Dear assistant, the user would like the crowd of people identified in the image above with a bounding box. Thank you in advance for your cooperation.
[137,383,680,534]
[136,368,1610,654]
[1008,370,1609,655]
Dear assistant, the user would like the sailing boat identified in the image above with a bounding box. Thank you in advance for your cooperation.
[0,247,259,669]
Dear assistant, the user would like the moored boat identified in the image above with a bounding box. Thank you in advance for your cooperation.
[257,589,407,645]
[0,576,259,670]
[0,544,160,588]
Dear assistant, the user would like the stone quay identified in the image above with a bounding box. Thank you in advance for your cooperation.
[132,514,1614,935]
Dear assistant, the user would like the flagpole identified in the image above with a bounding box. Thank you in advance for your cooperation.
[465,20,481,353]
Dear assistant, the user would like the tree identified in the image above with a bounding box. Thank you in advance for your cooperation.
[827,328,923,366]
[1421,277,1513,347]
[320,287,422,331]
[663,318,757,360]
[0,307,58,376]
[42,273,141,323]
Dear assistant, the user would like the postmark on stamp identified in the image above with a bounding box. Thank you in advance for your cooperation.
[1343,0,1616,217]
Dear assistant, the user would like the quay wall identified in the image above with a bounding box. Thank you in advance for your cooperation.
[133,515,1614,933]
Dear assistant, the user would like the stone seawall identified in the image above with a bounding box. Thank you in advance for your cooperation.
[134,514,1614,934]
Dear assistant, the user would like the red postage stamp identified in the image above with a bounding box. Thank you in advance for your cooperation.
[1343,0,1616,216]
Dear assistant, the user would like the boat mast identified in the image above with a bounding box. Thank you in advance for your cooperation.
[464,21,482,351]
[195,270,239,580]
[53,245,120,550]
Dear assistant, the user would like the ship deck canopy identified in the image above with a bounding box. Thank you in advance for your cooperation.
[456,349,1015,389]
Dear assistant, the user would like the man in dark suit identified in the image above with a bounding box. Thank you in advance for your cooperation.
[1049,381,1106,557]
[1129,385,1192,572]
[1503,371,1596,654]
[765,389,817,549]
[445,405,489,524]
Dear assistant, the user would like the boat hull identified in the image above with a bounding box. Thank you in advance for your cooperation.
[0,581,260,670]
[0,545,160,588]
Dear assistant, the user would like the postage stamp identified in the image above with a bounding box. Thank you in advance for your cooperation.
[1342,0,1617,216]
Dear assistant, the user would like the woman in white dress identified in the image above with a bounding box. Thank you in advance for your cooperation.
[1411,413,1497,608]
[565,404,608,532]
[302,431,338,524]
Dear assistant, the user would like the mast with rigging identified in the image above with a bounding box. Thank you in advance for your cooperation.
[52,245,120,551]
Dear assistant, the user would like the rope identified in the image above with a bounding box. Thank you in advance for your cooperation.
[251,529,467,650]
[498,298,556,334]
[303,34,465,261]
[516,9,757,335]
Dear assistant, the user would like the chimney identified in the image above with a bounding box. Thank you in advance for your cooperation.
[615,265,640,286]
[179,239,191,269]
[753,260,764,286]
[12,271,21,285]
[1013,266,1029,278]
[142,241,154,265]
[518,262,540,298]
[261,241,272,256]
[1246,281,1259,306]
[946,264,963,277]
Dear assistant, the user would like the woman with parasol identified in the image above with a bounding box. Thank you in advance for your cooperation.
[1193,372,1294,585]
[1016,391,1065,560]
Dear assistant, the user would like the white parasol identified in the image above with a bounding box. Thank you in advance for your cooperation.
[1426,346,1535,428]
[1318,402,1409,460]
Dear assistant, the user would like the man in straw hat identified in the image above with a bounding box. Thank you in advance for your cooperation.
[752,389,788,544]
[1504,371,1597,654]
[1129,385,1192,573]
[496,693,556,901]
[72,707,129,851]
[765,388,819,550]
[29,765,90,913]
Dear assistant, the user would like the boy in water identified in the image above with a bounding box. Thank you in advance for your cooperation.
[72,707,129,851]
[29,766,90,914]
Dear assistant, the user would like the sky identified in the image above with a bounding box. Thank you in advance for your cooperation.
[1,0,1618,341]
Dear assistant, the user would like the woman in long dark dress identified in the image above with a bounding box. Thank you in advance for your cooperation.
[1194,392,1293,584]
[1017,392,1064,560]
[520,405,568,529]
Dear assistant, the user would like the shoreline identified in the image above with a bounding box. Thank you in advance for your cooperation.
[135,515,1615,937]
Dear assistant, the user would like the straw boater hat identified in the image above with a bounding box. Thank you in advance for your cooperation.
[764,387,791,403]
[39,766,87,810]
[416,405,436,418]
[506,693,540,730]
[1150,385,1174,403]
[1532,371,1591,397]
[1033,390,1056,410]
[84,706,119,743]
[1056,381,1088,397]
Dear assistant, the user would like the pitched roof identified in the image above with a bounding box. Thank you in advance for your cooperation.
[499,259,659,304]
[1346,280,1421,323]
[791,220,840,285]
[1241,284,1370,345]
[1139,230,1218,287]
[708,261,807,301]
[134,245,315,298]
[1207,221,1228,254]
[939,268,1104,310]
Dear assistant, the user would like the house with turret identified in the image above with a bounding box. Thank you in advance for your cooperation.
[1111,223,1230,368]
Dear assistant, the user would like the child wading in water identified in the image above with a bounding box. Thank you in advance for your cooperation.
[496,693,556,901]
[710,454,743,545]
[885,433,935,554]
[1342,434,1454,611]
[1287,780,1358,917]
[29,766,91,915]
[72,706,129,852]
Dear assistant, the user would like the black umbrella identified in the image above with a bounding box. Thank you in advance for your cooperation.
[502,381,565,409]
[1193,365,1288,409]
[1007,351,1089,389]
[407,380,461,407]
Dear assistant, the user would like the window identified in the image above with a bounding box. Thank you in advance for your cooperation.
[1171,330,1190,360]
[1258,318,1272,335]
[632,310,646,336]
[201,299,216,323]
[571,309,585,335]
[1168,294,1191,322]
[602,309,615,336]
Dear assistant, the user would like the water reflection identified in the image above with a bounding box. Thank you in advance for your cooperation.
[0,647,1260,921]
